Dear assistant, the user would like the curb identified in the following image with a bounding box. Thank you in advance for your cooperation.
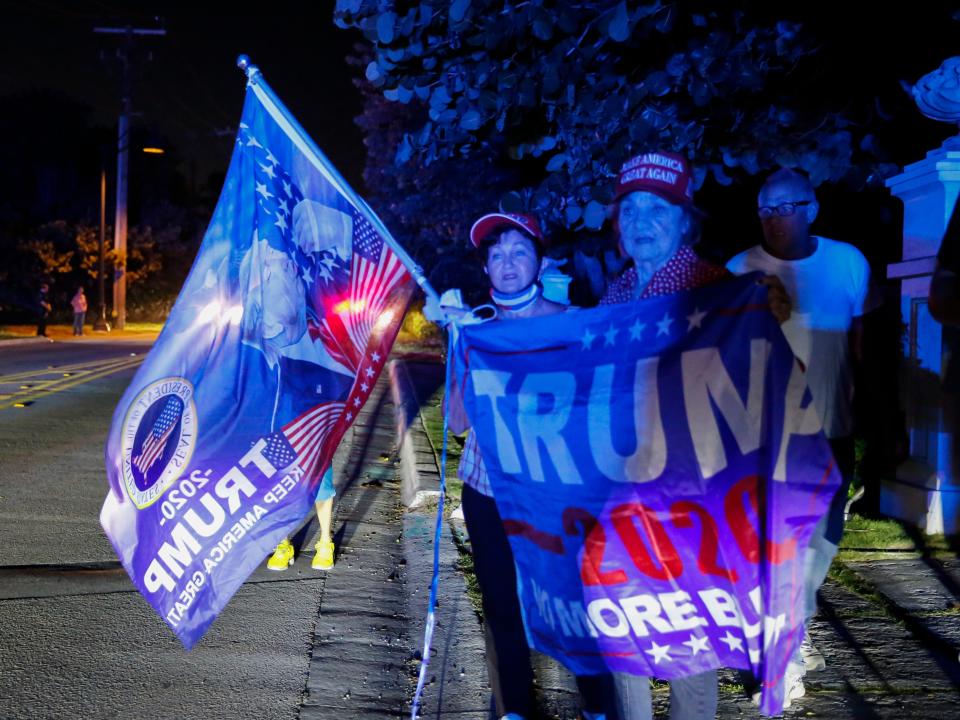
[388,358,443,508]
[0,336,54,347]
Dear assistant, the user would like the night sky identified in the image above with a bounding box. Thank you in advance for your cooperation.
[0,1,365,191]
[2,0,960,251]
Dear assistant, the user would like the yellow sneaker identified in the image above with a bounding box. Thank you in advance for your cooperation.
[267,539,295,571]
[312,540,335,570]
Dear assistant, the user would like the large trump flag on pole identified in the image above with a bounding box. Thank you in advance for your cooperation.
[101,59,415,648]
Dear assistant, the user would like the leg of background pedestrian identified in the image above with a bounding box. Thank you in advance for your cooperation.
[611,673,653,720]
[793,435,856,683]
[312,495,335,570]
[668,670,717,719]
[461,483,535,719]
[804,436,855,618]
[824,436,855,544]
[312,466,336,570]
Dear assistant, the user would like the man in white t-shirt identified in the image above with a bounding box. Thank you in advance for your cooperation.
[727,168,878,703]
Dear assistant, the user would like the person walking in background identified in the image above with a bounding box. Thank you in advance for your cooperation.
[37,283,51,337]
[71,286,88,336]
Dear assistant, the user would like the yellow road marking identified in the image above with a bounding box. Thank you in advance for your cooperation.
[0,356,140,383]
[0,357,144,409]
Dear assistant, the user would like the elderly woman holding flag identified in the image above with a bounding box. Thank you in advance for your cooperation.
[432,212,609,720]
[600,152,790,718]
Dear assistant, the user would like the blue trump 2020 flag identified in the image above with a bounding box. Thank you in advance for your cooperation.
[454,275,840,716]
[100,66,414,648]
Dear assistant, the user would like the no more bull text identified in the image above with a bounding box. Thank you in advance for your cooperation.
[529,580,786,665]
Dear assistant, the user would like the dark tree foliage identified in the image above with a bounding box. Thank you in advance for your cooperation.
[335,0,899,240]
[348,46,518,300]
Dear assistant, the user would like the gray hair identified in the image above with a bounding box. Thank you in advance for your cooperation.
[760,168,816,202]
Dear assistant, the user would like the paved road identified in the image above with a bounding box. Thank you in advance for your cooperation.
[0,339,326,720]
[0,338,153,565]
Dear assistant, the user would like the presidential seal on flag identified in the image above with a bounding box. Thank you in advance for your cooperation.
[120,377,197,509]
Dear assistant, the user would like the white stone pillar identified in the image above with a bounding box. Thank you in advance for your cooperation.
[884,136,960,534]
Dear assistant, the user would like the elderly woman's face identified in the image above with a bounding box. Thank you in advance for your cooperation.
[618,191,688,268]
[484,229,540,294]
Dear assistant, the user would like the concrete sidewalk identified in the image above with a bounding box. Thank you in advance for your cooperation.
[297,370,490,719]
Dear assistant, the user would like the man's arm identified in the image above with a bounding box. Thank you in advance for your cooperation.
[929,262,960,326]
[849,315,864,367]
[930,201,960,325]
[445,373,470,435]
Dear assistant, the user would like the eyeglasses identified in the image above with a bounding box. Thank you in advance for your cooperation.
[757,200,812,219]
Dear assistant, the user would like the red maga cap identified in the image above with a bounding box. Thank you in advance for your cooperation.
[469,212,544,248]
[614,151,695,206]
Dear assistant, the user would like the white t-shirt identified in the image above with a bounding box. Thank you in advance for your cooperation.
[726,236,875,438]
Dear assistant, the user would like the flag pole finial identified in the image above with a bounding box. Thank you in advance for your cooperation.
[237,55,260,81]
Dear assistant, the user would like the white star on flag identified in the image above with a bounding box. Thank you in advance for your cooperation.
[371,352,381,362]
[353,397,361,407]
[581,328,596,350]
[265,151,278,165]
[645,641,672,665]
[719,631,744,653]
[603,325,618,346]
[656,312,674,337]
[256,181,273,200]
[283,179,292,197]
[345,412,353,421]
[686,307,707,331]
[629,318,646,341]
[260,162,276,179]
[246,135,262,148]
[365,367,375,378]
[278,198,289,216]
[360,382,369,393]
[275,212,288,232]
[682,634,711,655]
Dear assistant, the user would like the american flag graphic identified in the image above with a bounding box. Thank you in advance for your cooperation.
[133,396,183,475]
[241,126,413,484]
[260,431,298,471]
[317,209,410,373]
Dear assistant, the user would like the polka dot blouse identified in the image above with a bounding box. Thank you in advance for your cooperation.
[600,245,730,305]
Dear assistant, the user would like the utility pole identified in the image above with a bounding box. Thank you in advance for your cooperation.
[93,167,110,331]
[94,24,165,330]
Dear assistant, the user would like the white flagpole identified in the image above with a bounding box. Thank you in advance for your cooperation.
[236,55,439,304]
